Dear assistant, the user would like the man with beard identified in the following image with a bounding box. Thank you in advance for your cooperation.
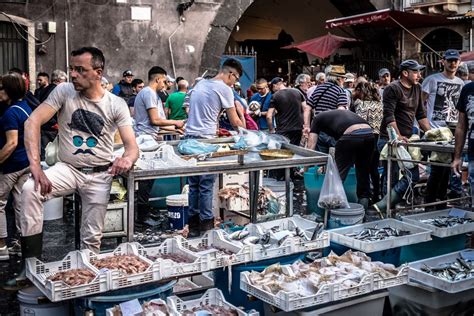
[4,47,139,289]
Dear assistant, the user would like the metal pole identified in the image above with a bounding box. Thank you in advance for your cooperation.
[249,171,259,223]
[386,142,393,218]
[127,173,135,241]
[285,168,292,217]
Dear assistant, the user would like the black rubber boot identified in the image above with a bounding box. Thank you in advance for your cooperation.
[187,215,200,238]
[366,189,401,221]
[200,217,215,233]
[3,233,43,291]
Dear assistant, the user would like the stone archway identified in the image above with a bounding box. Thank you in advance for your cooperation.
[421,27,463,52]
[199,0,378,76]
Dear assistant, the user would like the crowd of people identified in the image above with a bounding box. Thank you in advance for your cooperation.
[0,46,474,290]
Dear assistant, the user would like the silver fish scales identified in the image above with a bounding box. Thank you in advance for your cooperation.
[419,216,474,228]
[345,225,410,241]
[420,257,474,282]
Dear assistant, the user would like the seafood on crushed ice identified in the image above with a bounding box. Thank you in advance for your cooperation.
[247,250,400,297]
[344,226,410,241]
[419,216,474,228]
[420,257,474,282]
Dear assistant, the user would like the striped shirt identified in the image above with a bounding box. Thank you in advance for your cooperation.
[308,82,348,115]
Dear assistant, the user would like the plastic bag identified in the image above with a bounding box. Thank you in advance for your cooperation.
[136,135,160,152]
[318,156,350,209]
[177,139,219,155]
[45,136,59,166]
[423,127,453,142]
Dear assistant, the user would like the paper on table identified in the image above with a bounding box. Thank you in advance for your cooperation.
[460,250,474,261]
[448,208,467,218]
[119,298,143,316]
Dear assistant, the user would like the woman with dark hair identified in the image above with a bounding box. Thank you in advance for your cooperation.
[0,73,32,261]
[352,81,383,202]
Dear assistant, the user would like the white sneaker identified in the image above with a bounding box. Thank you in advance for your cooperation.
[8,239,21,255]
[0,245,9,260]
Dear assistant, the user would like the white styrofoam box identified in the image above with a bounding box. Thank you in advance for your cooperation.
[136,238,209,279]
[222,171,263,186]
[181,230,252,269]
[26,251,108,302]
[82,243,157,290]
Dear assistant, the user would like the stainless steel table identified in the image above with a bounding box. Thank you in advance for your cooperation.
[124,138,329,241]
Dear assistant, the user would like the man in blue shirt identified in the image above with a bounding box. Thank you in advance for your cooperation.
[249,78,272,130]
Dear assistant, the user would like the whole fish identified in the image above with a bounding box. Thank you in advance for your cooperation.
[420,257,474,282]
[419,216,474,228]
[345,226,410,241]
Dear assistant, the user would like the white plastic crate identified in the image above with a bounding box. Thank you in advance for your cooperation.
[401,208,474,238]
[137,238,209,279]
[329,219,432,253]
[239,216,328,261]
[105,298,170,316]
[82,243,157,290]
[167,288,259,316]
[26,250,108,302]
[240,265,408,312]
[181,229,252,269]
[173,273,214,294]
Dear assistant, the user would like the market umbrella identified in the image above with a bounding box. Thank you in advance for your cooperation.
[461,51,474,62]
[282,33,360,59]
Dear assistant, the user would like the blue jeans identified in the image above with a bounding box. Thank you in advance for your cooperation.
[185,135,216,220]
[378,138,419,197]
[316,132,336,154]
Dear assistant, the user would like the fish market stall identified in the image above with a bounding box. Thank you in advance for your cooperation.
[125,137,329,241]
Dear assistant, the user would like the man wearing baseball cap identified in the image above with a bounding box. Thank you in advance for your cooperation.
[112,69,134,103]
[378,68,391,99]
[422,49,464,208]
[369,59,431,218]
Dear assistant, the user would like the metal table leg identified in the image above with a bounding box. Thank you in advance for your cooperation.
[387,142,393,218]
[249,170,260,223]
[74,194,81,250]
[285,168,292,217]
[127,174,135,241]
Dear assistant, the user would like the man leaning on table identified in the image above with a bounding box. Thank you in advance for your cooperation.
[3,46,139,290]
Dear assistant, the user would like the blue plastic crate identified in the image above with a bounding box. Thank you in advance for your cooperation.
[399,234,466,264]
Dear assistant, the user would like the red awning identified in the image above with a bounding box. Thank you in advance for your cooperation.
[326,9,453,29]
[461,51,474,62]
[282,33,360,59]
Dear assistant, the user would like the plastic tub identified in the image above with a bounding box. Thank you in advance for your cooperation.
[214,254,304,314]
[43,197,63,221]
[18,286,69,316]
[166,194,188,230]
[327,203,364,229]
[304,167,357,217]
[399,234,466,264]
[149,177,184,209]
[74,281,175,316]
[389,283,474,316]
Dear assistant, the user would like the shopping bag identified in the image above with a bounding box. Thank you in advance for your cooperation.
[45,136,59,166]
[318,156,350,209]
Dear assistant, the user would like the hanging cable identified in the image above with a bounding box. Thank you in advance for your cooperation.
[0,11,55,45]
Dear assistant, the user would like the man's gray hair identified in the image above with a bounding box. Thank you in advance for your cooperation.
[51,69,67,83]
[315,72,325,81]
[295,73,310,86]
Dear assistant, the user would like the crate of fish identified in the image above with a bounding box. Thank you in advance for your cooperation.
[401,208,474,238]
[137,238,209,279]
[409,249,474,293]
[181,229,252,269]
[226,218,328,262]
[254,215,329,253]
[82,242,156,290]
[26,250,108,302]
[240,250,406,312]
[167,288,259,316]
[329,219,432,253]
